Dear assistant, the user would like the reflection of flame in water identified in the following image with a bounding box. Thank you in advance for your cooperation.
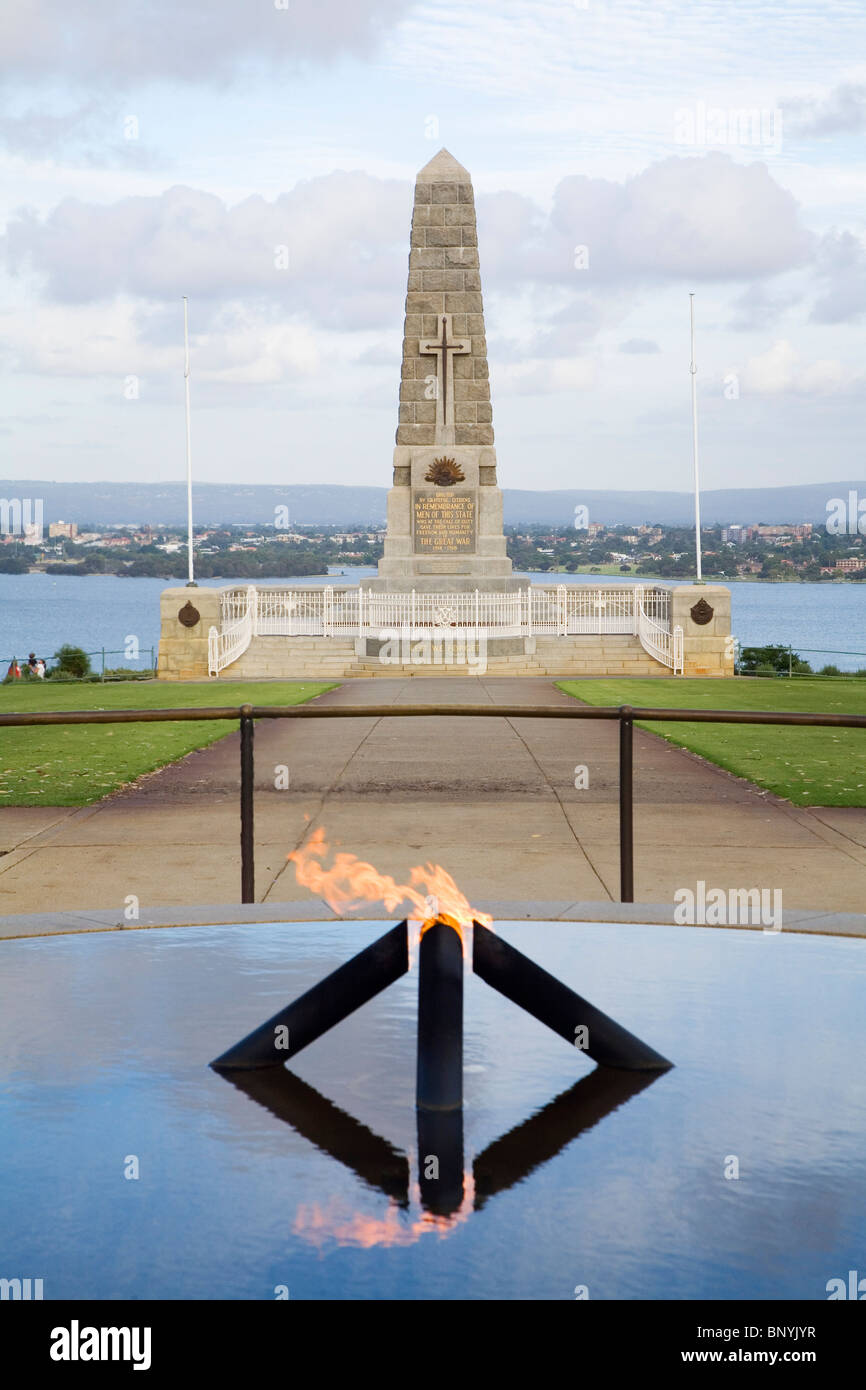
[288,827,494,945]
[287,827,485,1240]
[294,1170,476,1250]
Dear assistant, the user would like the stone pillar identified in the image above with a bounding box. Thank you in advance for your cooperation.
[157,585,221,681]
[671,584,734,677]
[366,147,515,593]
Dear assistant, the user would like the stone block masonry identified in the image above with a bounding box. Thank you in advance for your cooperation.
[398,153,492,448]
[368,149,515,593]
[157,586,220,681]
[671,585,735,677]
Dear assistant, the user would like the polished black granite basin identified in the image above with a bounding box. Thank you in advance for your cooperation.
[1,920,863,1300]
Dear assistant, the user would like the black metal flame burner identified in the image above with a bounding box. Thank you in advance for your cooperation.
[211,918,672,1214]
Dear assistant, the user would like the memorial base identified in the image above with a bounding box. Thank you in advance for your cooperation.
[367,441,516,594]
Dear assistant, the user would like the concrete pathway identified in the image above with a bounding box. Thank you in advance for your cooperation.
[2,676,866,922]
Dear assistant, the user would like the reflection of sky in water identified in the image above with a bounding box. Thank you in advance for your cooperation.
[1,921,864,1300]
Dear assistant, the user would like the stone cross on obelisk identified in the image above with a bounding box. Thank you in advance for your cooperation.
[419,314,471,444]
[364,149,515,593]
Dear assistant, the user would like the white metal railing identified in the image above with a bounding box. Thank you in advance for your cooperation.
[636,586,683,674]
[364,589,526,637]
[206,583,676,673]
[208,586,256,675]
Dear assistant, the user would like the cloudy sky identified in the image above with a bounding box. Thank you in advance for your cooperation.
[2,0,865,494]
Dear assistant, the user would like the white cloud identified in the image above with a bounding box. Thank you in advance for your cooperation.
[741,339,853,395]
[3,153,812,348]
[385,1,861,105]
[727,282,802,331]
[495,357,596,396]
[0,0,412,83]
[544,154,811,281]
[810,229,866,323]
[0,297,321,385]
[3,175,410,329]
[786,81,866,136]
[0,101,161,165]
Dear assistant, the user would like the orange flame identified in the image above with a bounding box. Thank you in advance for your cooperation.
[287,827,493,934]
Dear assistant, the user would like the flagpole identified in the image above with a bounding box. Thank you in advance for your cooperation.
[183,295,196,587]
[689,291,703,583]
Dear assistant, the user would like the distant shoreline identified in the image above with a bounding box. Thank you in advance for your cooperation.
[8,566,865,586]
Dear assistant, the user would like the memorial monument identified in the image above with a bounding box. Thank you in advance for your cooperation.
[157,150,733,680]
[364,149,517,593]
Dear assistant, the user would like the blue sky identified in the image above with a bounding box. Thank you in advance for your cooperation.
[1,0,865,494]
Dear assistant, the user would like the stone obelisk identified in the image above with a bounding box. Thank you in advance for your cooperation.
[364,149,516,592]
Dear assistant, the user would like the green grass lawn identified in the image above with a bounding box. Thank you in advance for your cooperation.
[556,677,866,807]
[0,681,335,806]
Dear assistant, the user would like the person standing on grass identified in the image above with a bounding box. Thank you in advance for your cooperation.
[35,658,46,678]
[28,653,38,675]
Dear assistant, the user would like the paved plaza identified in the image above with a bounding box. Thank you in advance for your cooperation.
[2,676,866,934]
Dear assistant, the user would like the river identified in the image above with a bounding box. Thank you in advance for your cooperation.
[1,570,865,671]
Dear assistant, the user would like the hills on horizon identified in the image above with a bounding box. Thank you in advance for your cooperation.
[3,479,857,529]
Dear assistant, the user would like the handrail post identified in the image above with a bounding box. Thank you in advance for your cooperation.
[619,707,634,903]
[240,705,255,903]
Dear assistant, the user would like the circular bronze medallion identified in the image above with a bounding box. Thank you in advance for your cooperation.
[178,601,201,628]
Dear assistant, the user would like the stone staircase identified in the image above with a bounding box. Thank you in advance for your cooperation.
[531,635,671,677]
[220,633,672,679]
[345,653,546,677]
[227,637,359,680]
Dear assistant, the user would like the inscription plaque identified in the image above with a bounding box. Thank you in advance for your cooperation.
[413,492,476,554]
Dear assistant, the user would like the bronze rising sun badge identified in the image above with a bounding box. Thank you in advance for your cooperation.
[425,456,465,487]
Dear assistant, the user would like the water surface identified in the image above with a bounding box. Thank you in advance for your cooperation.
[1,920,862,1300]
[3,571,865,670]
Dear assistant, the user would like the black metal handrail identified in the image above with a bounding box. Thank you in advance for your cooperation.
[2,702,865,904]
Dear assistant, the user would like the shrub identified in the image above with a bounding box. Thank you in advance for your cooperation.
[50,645,91,679]
[738,644,812,676]
[819,664,843,676]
